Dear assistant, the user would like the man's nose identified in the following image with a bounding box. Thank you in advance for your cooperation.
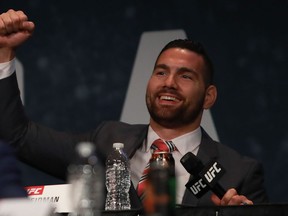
[164,75,177,88]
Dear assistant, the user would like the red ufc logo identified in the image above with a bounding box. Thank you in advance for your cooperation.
[25,186,44,196]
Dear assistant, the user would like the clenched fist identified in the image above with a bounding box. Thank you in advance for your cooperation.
[0,9,34,62]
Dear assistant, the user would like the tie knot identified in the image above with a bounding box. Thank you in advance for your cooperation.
[150,138,177,153]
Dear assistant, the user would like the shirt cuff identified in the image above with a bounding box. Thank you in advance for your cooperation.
[0,59,16,79]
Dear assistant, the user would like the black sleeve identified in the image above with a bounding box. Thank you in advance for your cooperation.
[0,73,28,146]
[237,161,269,204]
[0,73,93,179]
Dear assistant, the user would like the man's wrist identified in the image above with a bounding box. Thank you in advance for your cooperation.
[0,48,15,63]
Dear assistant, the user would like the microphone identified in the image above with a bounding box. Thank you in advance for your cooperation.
[180,152,226,199]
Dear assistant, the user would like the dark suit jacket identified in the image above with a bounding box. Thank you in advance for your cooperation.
[0,73,268,209]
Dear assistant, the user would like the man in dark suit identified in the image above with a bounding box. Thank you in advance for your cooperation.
[0,9,268,208]
[0,140,27,198]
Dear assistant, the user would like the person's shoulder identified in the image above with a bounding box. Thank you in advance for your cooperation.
[91,121,148,158]
[201,128,259,165]
[93,121,148,141]
[98,120,147,130]
[214,141,261,171]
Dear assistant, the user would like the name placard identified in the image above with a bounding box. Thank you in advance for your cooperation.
[0,198,53,216]
[25,184,73,213]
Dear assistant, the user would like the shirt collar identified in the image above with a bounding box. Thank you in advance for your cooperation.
[145,126,202,155]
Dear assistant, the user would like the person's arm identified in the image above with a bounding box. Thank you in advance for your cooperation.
[0,9,34,63]
[0,9,33,146]
[0,10,78,180]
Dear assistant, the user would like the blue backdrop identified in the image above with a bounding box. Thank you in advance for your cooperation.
[1,0,288,203]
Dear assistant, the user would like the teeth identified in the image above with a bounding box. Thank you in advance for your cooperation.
[160,96,177,101]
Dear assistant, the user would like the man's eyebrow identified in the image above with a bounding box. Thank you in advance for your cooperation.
[154,64,169,70]
[177,67,198,74]
[154,64,199,75]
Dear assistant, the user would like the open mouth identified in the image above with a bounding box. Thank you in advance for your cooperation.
[160,95,178,102]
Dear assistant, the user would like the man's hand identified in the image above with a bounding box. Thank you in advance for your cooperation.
[0,9,34,62]
[211,188,254,206]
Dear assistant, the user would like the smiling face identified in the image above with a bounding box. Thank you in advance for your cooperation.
[146,47,216,130]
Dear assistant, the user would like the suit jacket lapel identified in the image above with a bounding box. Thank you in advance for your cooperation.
[123,125,148,159]
[197,128,219,163]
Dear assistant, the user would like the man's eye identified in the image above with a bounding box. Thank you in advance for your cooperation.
[156,71,166,76]
[182,74,192,79]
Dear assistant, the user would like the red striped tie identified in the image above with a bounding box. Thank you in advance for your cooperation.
[137,139,177,200]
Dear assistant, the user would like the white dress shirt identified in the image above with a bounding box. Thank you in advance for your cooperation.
[0,59,15,79]
[130,126,201,204]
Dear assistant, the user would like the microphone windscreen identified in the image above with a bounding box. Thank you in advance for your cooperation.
[180,152,204,175]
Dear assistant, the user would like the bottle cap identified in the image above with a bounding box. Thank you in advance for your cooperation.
[113,142,124,149]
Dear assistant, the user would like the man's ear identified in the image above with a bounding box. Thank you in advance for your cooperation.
[203,85,217,109]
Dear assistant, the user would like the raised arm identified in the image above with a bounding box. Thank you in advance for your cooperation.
[0,9,34,62]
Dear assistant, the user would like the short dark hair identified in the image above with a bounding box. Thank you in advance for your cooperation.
[156,39,214,86]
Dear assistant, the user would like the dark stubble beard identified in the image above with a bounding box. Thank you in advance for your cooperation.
[146,93,205,129]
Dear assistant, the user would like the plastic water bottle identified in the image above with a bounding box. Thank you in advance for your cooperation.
[68,142,104,216]
[105,142,131,210]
